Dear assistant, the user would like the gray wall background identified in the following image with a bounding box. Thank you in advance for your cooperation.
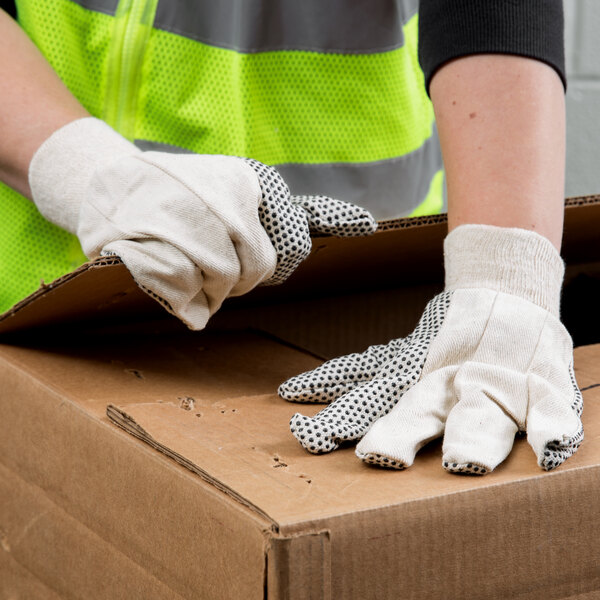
[565,1,600,197]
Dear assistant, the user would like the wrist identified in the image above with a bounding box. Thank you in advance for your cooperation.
[28,117,139,234]
[444,224,565,316]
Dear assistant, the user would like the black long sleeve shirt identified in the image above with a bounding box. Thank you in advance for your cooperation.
[418,0,566,93]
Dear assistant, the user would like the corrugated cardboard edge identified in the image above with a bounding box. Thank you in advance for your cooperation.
[266,530,332,600]
[271,466,600,599]
[106,404,276,525]
[9,255,124,310]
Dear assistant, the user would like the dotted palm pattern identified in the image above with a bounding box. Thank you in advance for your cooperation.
[280,292,452,453]
[244,159,377,285]
[539,364,584,471]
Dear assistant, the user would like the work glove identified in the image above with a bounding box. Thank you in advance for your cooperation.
[29,118,376,329]
[280,225,583,474]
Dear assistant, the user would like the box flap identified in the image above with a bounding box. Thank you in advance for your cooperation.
[2,194,600,335]
[0,215,445,335]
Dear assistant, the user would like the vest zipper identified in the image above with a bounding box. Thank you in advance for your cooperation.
[104,0,159,140]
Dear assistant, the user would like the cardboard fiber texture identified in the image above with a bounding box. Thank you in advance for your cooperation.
[1,326,600,600]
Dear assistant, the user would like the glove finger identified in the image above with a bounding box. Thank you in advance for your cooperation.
[289,368,420,454]
[356,367,454,469]
[527,368,584,471]
[286,289,452,452]
[290,195,377,237]
[280,290,450,404]
[442,361,525,475]
[279,340,405,404]
[104,239,213,331]
[442,394,518,477]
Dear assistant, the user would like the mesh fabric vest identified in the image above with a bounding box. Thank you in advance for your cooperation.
[1,0,443,312]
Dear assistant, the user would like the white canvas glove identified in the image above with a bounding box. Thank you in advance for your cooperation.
[242,158,377,285]
[29,118,376,329]
[280,225,583,474]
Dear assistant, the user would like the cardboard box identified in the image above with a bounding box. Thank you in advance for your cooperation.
[2,197,600,599]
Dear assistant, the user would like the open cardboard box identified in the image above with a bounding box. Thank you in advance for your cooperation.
[2,196,600,599]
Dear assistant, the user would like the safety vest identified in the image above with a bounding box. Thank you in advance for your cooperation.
[1,0,444,313]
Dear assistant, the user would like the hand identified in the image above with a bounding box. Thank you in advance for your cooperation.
[280,225,583,474]
[29,118,376,329]
[243,158,377,286]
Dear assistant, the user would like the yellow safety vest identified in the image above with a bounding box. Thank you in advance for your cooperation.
[0,0,443,312]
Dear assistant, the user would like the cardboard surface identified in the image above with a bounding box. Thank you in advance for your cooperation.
[0,333,273,600]
[104,335,600,527]
[1,327,600,599]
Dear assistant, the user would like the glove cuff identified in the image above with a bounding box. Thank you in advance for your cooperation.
[444,224,565,316]
[28,117,139,234]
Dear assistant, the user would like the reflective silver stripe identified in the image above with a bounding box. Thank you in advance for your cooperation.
[68,0,119,15]
[134,127,443,220]
[134,140,194,154]
[67,0,417,53]
[275,128,444,219]
[153,0,418,54]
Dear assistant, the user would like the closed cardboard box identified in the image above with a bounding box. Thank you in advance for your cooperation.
[2,197,600,599]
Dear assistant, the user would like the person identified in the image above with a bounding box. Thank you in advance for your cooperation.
[0,0,580,474]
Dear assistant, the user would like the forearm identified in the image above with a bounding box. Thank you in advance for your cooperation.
[0,9,89,199]
[430,54,565,250]
[419,0,566,250]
